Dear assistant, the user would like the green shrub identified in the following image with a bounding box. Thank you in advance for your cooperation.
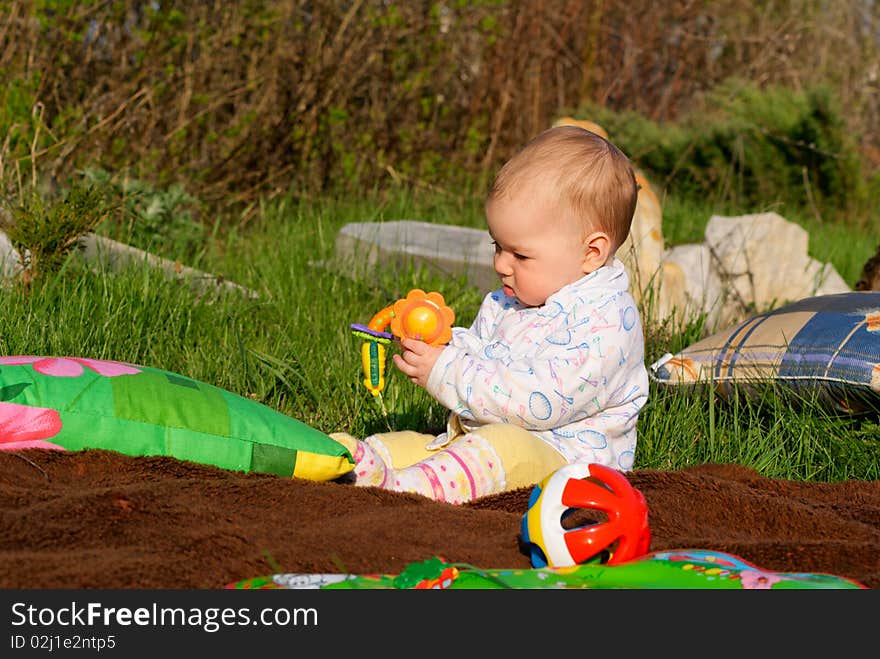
[81,168,207,259]
[0,180,116,286]
[581,80,868,220]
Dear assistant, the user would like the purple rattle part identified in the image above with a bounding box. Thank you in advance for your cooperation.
[350,323,395,340]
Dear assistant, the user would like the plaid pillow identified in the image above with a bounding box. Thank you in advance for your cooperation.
[649,292,880,414]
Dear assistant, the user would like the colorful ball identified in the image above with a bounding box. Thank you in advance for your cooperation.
[521,463,651,568]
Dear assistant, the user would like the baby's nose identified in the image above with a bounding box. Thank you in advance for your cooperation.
[494,252,512,275]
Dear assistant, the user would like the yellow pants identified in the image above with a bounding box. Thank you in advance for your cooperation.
[331,423,566,504]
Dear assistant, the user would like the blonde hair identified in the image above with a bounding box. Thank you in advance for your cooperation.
[488,126,639,250]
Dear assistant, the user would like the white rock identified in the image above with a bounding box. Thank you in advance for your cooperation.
[704,212,850,315]
[661,243,725,330]
[0,231,23,279]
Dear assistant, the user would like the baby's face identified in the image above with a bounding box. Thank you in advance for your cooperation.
[486,191,589,307]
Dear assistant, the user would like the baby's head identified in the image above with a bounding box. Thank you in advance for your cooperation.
[485,126,638,307]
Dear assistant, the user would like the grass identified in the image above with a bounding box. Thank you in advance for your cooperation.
[1,186,878,482]
[638,385,880,480]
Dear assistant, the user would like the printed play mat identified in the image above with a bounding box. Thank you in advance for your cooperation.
[226,551,867,590]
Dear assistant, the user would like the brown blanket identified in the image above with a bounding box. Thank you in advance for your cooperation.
[1,449,877,589]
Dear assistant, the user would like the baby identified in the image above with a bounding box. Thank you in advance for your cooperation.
[334,125,649,504]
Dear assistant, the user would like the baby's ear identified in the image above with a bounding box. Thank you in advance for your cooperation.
[582,231,612,273]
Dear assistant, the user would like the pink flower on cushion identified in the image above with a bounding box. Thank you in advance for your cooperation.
[0,401,64,450]
[0,356,140,377]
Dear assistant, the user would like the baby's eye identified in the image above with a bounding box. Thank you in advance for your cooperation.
[513,252,528,260]
[490,240,501,253]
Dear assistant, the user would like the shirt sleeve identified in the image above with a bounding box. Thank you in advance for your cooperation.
[443,289,502,351]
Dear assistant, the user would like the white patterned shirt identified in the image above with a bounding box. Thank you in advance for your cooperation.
[425,258,649,470]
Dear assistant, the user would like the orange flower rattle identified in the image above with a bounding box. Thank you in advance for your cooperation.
[350,289,455,396]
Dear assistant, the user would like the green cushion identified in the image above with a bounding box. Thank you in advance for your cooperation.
[0,355,354,480]
[649,292,880,414]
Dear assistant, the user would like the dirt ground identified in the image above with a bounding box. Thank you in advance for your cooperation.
[1,449,877,589]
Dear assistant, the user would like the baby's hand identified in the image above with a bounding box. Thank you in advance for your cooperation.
[393,338,444,388]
